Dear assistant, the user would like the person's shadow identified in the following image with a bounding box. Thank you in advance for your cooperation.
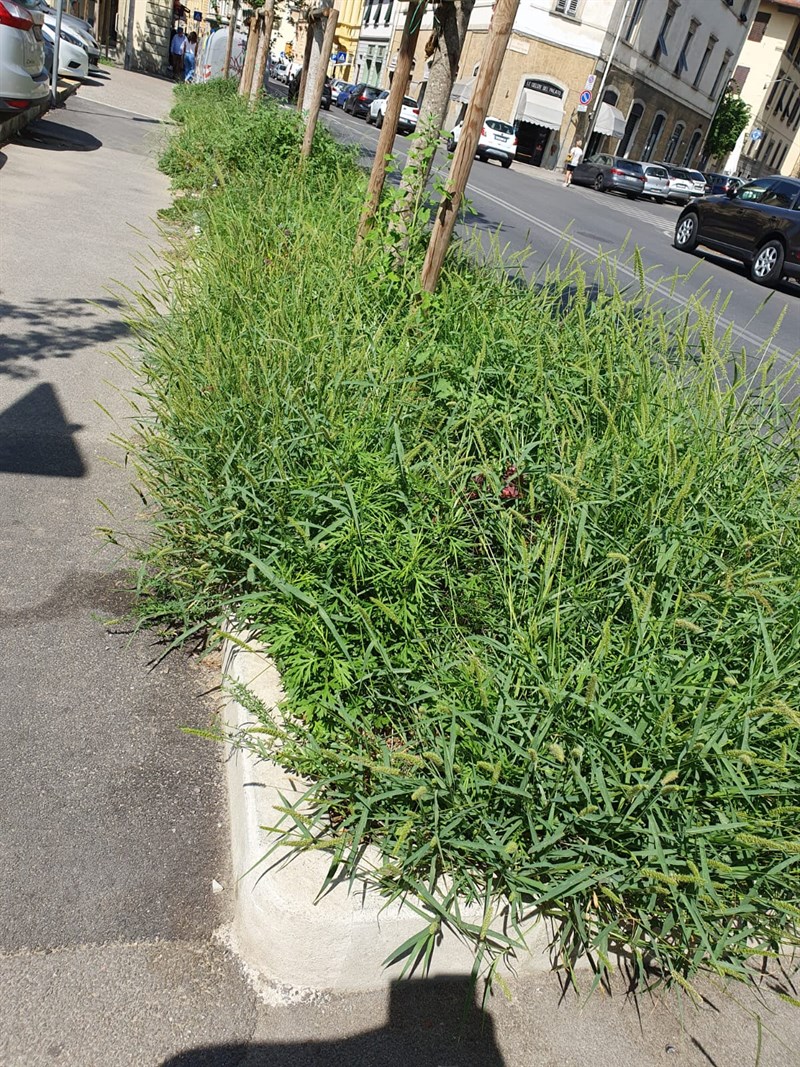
[160,975,505,1065]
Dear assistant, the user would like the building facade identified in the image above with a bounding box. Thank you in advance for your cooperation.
[387,0,755,170]
[724,0,800,178]
[354,0,400,86]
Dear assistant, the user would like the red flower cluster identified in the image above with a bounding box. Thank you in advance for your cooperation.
[466,465,524,504]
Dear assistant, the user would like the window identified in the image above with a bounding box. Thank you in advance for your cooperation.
[641,112,666,160]
[553,0,579,17]
[769,141,782,168]
[739,178,773,201]
[653,3,677,63]
[682,129,702,167]
[664,122,685,162]
[767,73,785,109]
[748,12,770,43]
[693,35,716,89]
[373,0,382,26]
[618,100,644,157]
[710,50,733,98]
[363,1,373,25]
[675,20,699,76]
[624,0,644,41]
[787,23,800,62]
[384,0,393,25]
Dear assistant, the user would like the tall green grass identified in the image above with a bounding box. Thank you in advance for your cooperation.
[120,81,800,991]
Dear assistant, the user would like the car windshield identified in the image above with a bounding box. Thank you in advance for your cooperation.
[739,183,769,202]
[487,119,514,135]
[646,166,668,178]
[671,168,691,180]
[403,97,417,107]
[616,160,643,174]
[687,171,705,182]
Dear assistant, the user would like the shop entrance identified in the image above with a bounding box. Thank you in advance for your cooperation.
[515,122,553,167]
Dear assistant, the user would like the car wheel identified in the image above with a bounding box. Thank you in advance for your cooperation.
[626,193,638,200]
[376,111,383,129]
[501,158,511,169]
[446,138,456,152]
[750,239,785,285]
[365,111,373,124]
[593,174,605,191]
[674,212,699,252]
[653,197,665,205]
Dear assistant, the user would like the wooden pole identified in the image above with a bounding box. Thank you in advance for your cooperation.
[300,8,338,158]
[250,0,274,105]
[238,13,260,97]
[296,16,315,111]
[223,0,240,78]
[420,0,520,293]
[356,0,426,242]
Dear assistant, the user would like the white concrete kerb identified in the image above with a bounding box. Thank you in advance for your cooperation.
[221,632,555,992]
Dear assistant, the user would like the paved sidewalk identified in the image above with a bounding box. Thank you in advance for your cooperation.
[1,69,798,1067]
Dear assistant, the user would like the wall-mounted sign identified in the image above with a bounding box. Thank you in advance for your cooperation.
[579,89,592,105]
[523,78,563,99]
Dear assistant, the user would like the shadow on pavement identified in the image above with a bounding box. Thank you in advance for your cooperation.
[12,119,101,151]
[161,976,505,1067]
[691,249,800,299]
[0,296,128,378]
[0,381,84,477]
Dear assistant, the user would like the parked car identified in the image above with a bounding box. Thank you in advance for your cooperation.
[703,172,743,197]
[570,154,646,198]
[635,162,670,204]
[334,82,355,107]
[366,89,419,132]
[329,77,349,97]
[42,15,89,79]
[655,163,698,204]
[673,175,800,285]
[448,116,517,168]
[684,168,709,198]
[273,61,288,82]
[32,2,100,68]
[320,76,331,110]
[343,82,381,118]
[0,0,49,114]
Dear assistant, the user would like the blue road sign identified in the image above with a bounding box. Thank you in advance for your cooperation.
[579,89,592,106]
[333,51,347,64]
[750,128,762,141]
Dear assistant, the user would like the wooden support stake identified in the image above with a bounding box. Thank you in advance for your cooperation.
[420,0,520,293]
[250,0,274,105]
[301,8,338,159]
[223,0,240,79]
[356,1,426,243]
[238,13,260,98]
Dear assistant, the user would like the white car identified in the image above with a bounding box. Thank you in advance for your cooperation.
[635,162,670,204]
[0,0,49,114]
[42,18,88,79]
[448,116,517,168]
[366,89,419,133]
[684,168,709,198]
[657,163,700,205]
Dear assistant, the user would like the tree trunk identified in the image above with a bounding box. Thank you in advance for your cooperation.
[389,0,474,247]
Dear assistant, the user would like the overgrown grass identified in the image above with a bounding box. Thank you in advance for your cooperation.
[118,81,800,993]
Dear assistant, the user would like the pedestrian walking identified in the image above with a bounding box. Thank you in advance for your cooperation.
[183,31,198,82]
[169,25,187,81]
[563,139,583,187]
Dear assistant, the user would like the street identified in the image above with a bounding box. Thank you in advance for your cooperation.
[1,71,799,1067]
[315,96,799,366]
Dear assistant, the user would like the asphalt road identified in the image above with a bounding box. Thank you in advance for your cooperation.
[317,99,799,369]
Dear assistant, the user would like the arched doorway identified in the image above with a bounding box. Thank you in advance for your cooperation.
[513,76,566,167]
[618,101,644,157]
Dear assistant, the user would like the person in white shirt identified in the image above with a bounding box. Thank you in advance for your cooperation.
[563,140,584,187]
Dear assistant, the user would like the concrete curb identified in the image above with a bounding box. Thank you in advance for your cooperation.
[221,634,556,992]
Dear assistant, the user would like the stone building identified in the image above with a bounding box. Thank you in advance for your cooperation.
[354,0,401,85]
[724,0,800,178]
[387,0,756,170]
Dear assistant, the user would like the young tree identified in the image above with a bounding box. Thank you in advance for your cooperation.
[705,85,752,159]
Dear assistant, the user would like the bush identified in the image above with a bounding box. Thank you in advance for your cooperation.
[120,83,800,991]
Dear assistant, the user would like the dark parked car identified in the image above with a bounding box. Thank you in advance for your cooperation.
[570,154,646,199]
[703,172,743,197]
[673,175,800,285]
[344,83,381,118]
[321,77,331,110]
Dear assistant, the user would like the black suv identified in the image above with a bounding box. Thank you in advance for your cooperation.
[344,84,381,118]
[674,175,800,285]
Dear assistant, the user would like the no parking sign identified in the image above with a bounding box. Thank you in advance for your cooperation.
[579,89,592,106]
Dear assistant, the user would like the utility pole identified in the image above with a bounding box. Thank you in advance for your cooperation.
[301,7,338,158]
[250,0,275,105]
[420,0,520,294]
[583,0,630,148]
[50,0,64,101]
[223,0,241,78]
[356,0,427,242]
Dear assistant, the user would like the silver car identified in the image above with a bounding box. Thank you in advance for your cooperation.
[637,162,670,204]
[0,0,48,114]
